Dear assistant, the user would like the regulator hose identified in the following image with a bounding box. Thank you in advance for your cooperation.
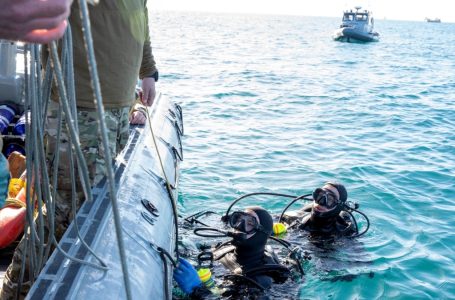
[193,227,247,240]
[223,192,299,223]
[278,193,313,223]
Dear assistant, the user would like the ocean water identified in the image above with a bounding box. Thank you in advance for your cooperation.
[149,11,455,299]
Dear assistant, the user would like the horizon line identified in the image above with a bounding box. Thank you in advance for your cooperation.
[151,8,454,23]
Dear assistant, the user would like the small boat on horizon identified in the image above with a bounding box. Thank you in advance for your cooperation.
[333,6,379,43]
[425,17,441,23]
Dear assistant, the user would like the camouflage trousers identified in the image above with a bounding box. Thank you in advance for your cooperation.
[0,102,130,300]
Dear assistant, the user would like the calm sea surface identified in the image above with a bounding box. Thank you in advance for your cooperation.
[150,11,455,299]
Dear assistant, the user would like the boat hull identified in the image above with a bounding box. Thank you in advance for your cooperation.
[333,28,379,42]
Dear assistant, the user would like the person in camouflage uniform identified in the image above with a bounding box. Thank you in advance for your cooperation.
[0,0,158,298]
[44,102,132,235]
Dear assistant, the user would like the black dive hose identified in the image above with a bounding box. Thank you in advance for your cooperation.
[194,227,229,238]
[269,236,292,248]
[193,227,247,240]
[184,210,219,227]
[346,210,359,234]
[269,236,305,276]
[344,204,370,238]
[223,192,299,222]
[278,193,313,223]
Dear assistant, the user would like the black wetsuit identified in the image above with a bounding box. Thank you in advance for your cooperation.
[185,244,290,299]
[284,204,356,239]
[187,286,212,299]
[189,207,291,298]
[213,244,289,289]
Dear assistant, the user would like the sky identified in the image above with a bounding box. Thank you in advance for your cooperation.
[152,0,455,22]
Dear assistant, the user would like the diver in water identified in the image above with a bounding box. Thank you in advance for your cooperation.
[279,182,372,286]
[282,182,357,239]
[173,206,291,298]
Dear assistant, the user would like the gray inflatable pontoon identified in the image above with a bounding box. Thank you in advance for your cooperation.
[27,93,183,299]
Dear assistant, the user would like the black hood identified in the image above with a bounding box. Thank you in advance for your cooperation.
[232,206,272,270]
[327,182,348,203]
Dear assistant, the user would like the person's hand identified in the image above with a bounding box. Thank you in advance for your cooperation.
[0,0,73,43]
[141,77,156,107]
[173,258,202,294]
[129,110,146,125]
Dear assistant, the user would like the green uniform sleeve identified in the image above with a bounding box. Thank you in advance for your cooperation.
[139,0,158,79]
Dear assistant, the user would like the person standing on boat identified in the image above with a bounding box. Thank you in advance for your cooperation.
[173,207,291,298]
[44,0,158,204]
[0,0,158,298]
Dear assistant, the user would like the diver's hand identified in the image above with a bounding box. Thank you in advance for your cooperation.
[0,0,72,43]
[141,77,156,106]
[173,258,202,294]
[129,110,146,125]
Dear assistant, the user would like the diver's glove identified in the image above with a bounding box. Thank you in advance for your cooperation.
[173,258,203,294]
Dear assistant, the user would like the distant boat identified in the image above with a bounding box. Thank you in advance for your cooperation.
[333,6,379,42]
[425,17,441,23]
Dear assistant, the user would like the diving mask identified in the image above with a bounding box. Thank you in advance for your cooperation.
[229,211,264,234]
[313,188,339,209]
